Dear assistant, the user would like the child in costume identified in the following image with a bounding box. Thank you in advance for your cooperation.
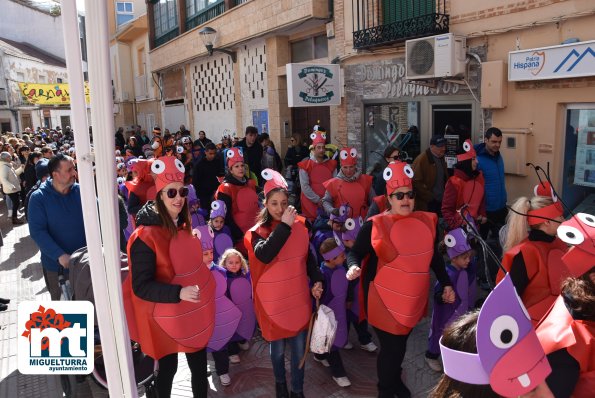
[186,184,206,228]
[425,227,476,372]
[209,200,234,264]
[312,237,352,388]
[219,249,255,364]
[194,225,242,387]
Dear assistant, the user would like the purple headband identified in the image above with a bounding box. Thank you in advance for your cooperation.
[444,227,472,259]
[322,234,345,261]
[341,216,363,242]
[440,274,551,397]
[193,225,214,250]
[210,200,227,219]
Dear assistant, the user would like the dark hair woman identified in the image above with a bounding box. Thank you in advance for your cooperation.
[123,156,215,398]
[23,151,42,195]
[245,169,324,398]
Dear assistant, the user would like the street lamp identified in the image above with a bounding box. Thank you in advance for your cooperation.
[199,26,237,63]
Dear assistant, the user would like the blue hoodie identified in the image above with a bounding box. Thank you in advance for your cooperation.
[474,143,507,211]
[28,179,87,272]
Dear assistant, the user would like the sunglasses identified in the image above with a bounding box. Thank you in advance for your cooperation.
[162,187,189,199]
[389,190,416,200]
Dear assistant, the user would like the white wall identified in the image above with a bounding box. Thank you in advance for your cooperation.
[239,40,269,130]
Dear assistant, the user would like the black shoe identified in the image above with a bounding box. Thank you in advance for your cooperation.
[0,304,8,311]
[12,218,24,225]
[275,382,289,398]
[290,392,305,398]
[0,298,9,304]
[394,380,411,398]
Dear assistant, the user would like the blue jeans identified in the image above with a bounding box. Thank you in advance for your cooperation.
[269,330,307,393]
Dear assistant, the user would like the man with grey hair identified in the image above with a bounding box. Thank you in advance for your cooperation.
[0,151,25,224]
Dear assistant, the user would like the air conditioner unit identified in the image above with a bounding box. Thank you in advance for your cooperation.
[406,33,467,80]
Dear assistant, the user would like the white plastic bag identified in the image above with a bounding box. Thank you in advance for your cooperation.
[309,304,337,354]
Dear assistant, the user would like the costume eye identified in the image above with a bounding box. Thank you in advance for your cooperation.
[227,149,234,158]
[117,177,124,184]
[334,235,342,246]
[557,225,584,245]
[176,146,184,153]
[383,167,392,181]
[345,218,355,231]
[208,226,215,238]
[577,213,595,228]
[151,141,160,149]
[174,159,185,172]
[350,148,357,158]
[340,150,348,160]
[151,160,166,174]
[321,133,326,140]
[261,169,273,180]
[339,206,347,216]
[463,141,471,152]
[444,234,457,247]
[117,163,125,170]
[238,148,243,157]
[310,133,317,140]
[403,165,414,178]
[212,201,220,210]
[489,315,519,349]
[358,216,363,226]
[193,228,201,239]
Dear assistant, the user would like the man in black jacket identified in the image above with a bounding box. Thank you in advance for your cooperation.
[192,143,224,212]
[234,126,263,184]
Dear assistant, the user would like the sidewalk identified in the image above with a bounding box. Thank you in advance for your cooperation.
[0,197,443,397]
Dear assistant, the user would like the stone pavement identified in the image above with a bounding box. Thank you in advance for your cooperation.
[0,196,444,397]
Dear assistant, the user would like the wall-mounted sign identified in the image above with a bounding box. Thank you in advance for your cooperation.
[286,64,341,107]
[509,40,595,81]
[18,82,91,105]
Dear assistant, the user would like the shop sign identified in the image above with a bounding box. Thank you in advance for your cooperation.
[18,82,91,105]
[509,40,595,81]
[286,64,341,107]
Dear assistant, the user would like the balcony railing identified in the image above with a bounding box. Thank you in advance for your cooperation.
[352,0,449,49]
[134,75,148,100]
[186,1,226,31]
[155,27,180,48]
[233,0,249,5]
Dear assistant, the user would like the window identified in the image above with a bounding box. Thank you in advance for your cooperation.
[154,0,178,38]
[16,72,25,82]
[39,75,47,83]
[187,0,219,16]
[57,78,63,83]
[382,0,436,24]
[291,35,328,63]
[116,2,134,27]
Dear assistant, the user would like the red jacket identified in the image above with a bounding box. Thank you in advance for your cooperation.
[215,179,259,234]
[298,158,336,219]
[323,174,373,219]
[442,169,486,230]
[245,218,312,341]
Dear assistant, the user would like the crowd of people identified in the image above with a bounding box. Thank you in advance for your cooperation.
[0,121,593,398]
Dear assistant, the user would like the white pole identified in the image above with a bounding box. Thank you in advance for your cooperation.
[61,1,138,397]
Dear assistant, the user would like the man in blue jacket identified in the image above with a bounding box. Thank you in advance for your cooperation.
[28,154,86,300]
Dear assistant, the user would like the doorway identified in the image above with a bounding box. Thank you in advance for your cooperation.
[291,106,330,142]
[431,104,472,140]
[21,113,32,130]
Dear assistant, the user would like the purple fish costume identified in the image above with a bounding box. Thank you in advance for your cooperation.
[210,200,233,263]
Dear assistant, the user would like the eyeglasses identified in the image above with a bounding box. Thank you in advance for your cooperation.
[162,187,189,199]
[389,191,416,200]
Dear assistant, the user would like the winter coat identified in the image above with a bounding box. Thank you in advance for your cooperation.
[475,143,507,212]
[0,159,24,194]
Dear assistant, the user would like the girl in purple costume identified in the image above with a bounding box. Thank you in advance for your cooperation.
[187,185,206,228]
[425,227,476,372]
[312,237,352,388]
[209,200,234,264]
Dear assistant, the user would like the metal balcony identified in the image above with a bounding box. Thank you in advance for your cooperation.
[186,0,226,31]
[352,0,449,49]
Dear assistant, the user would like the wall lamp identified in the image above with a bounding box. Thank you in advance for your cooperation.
[199,27,237,63]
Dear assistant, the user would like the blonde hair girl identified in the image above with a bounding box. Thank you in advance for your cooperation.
[218,248,249,274]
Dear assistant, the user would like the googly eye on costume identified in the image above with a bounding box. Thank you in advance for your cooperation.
[321,133,326,140]
[350,148,357,157]
[238,148,243,156]
[444,234,457,247]
[227,149,234,158]
[489,315,519,349]
[383,167,393,181]
[335,235,342,246]
[340,150,348,160]
[310,133,317,140]
[261,169,273,180]
[208,226,215,238]
[463,141,471,152]
[174,159,185,173]
[212,201,221,210]
[151,159,166,174]
[339,206,347,216]
[176,146,184,154]
[345,218,355,230]
[117,163,125,170]
[117,177,124,184]
[403,164,414,178]
[577,212,595,228]
[557,225,584,245]
[193,228,201,239]
[151,141,160,149]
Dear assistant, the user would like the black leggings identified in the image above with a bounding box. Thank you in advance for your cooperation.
[8,192,20,219]
[155,349,208,398]
[374,327,411,398]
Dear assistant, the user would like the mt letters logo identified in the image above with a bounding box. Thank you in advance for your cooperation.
[18,301,94,374]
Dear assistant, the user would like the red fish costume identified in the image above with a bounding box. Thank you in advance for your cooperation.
[366,161,437,335]
[323,147,373,219]
[123,156,216,359]
[245,169,311,341]
[449,140,484,219]
[298,131,337,220]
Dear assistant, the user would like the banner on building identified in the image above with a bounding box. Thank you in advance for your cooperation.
[286,64,341,107]
[18,82,91,105]
[509,39,595,81]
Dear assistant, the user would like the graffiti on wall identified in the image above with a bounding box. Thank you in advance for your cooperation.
[18,82,91,105]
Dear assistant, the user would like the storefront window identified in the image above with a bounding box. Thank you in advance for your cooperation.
[563,106,595,211]
[363,102,420,172]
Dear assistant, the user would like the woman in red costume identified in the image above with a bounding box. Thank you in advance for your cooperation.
[245,168,324,398]
[215,147,259,255]
[497,181,568,325]
[123,156,216,398]
[346,161,454,398]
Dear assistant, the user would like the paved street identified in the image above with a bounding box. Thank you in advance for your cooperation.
[0,197,443,397]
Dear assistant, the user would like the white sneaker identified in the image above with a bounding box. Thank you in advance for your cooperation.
[313,356,330,367]
[238,341,250,351]
[219,373,231,386]
[425,356,443,372]
[343,341,353,350]
[333,376,352,387]
[360,342,378,352]
[229,354,241,364]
